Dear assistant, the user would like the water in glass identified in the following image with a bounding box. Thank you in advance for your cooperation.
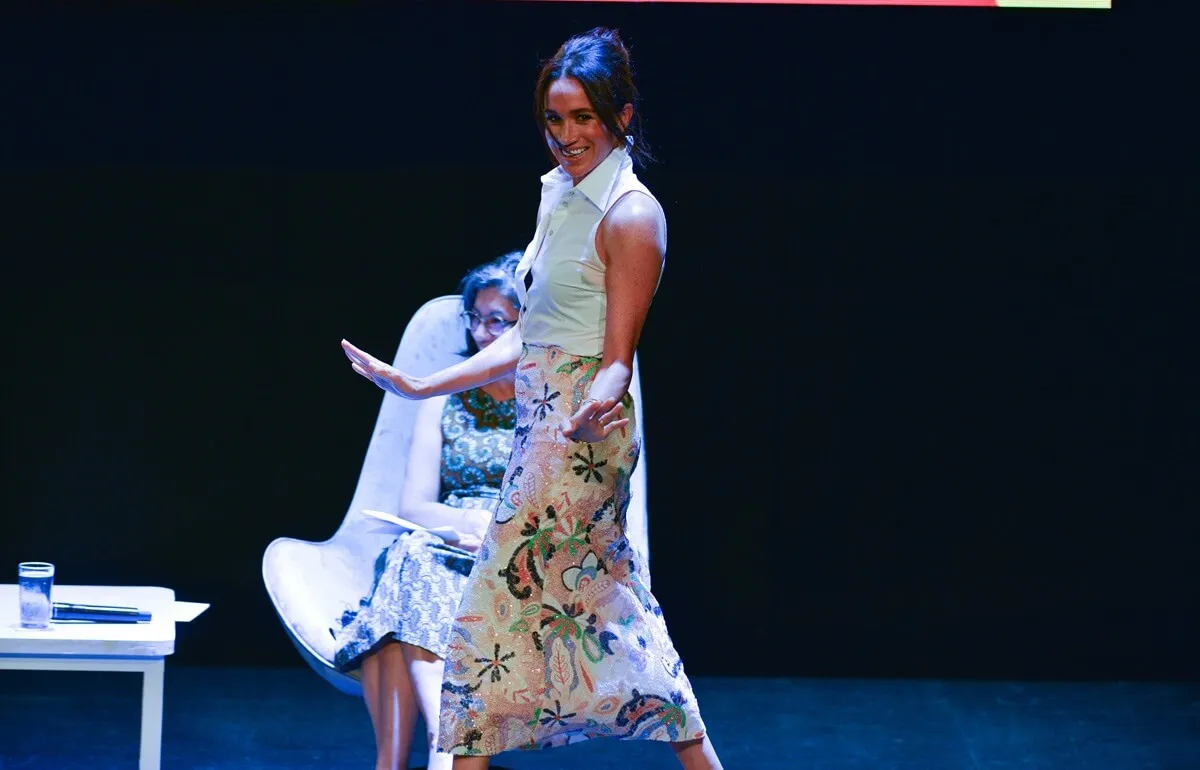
[18,562,55,630]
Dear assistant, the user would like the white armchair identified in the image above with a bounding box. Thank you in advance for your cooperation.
[262,295,651,696]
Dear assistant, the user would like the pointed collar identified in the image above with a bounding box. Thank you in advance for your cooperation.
[539,142,633,209]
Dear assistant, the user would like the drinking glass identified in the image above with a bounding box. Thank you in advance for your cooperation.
[18,562,55,629]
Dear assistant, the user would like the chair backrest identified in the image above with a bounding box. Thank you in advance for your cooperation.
[329,296,466,562]
[331,295,651,570]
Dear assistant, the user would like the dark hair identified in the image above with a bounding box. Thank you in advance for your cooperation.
[457,251,522,356]
[534,27,653,167]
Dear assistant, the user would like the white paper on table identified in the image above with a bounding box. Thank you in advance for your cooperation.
[361,509,459,541]
[168,601,210,623]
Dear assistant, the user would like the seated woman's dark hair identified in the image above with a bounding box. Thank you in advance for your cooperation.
[534,27,653,167]
[458,251,523,356]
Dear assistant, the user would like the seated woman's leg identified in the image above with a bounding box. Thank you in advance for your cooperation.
[671,736,724,770]
[400,642,455,770]
[360,640,419,770]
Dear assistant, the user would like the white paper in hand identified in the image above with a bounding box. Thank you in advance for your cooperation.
[361,509,459,541]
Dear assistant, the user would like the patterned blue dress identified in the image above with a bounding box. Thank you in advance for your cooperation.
[333,388,517,670]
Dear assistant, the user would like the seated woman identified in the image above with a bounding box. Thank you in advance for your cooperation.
[332,253,521,770]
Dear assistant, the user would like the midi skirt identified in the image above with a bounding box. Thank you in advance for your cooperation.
[438,344,707,756]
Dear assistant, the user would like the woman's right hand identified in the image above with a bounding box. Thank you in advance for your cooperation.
[446,508,492,554]
[341,339,424,399]
[449,532,484,554]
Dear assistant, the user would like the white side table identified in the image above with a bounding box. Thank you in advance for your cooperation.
[0,584,208,770]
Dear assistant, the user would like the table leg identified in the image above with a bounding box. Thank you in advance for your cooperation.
[139,658,164,770]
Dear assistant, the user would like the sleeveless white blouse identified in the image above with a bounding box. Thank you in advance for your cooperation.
[514,144,663,358]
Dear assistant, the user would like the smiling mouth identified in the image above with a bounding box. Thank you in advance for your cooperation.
[561,146,588,158]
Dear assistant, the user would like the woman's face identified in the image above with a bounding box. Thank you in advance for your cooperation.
[467,287,518,351]
[542,76,631,185]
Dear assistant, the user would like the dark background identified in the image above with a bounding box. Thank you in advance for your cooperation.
[1,2,1195,681]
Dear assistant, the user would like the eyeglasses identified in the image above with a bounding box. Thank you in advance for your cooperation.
[461,311,517,336]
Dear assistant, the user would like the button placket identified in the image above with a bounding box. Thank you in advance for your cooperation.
[548,202,567,238]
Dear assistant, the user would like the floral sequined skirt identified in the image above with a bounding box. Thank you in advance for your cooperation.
[437,344,707,756]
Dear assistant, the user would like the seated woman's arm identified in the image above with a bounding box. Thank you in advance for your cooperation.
[396,396,490,551]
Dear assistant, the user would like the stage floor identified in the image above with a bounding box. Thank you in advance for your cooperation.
[0,665,1195,769]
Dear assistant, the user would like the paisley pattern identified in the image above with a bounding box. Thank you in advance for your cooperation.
[441,387,518,496]
[332,388,516,668]
[438,345,706,755]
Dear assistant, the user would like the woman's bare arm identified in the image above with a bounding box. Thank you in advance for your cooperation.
[342,323,523,400]
[396,396,491,549]
[560,191,665,442]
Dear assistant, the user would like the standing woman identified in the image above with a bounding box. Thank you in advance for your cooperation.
[342,28,723,770]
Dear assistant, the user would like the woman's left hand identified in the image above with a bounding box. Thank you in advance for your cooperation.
[560,397,629,444]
